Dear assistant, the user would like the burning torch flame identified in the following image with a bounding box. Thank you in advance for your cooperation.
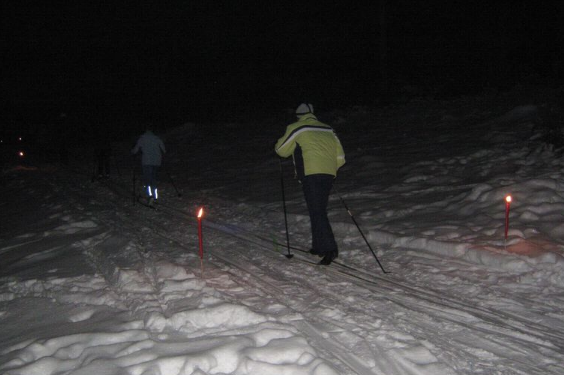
[505,195,512,203]
[197,207,204,219]
[19,151,24,157]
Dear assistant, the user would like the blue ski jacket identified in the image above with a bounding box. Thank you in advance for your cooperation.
[132,131,166,166]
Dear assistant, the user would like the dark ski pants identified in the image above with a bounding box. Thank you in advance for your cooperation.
[301,174,338,255]
[142,165,159,199]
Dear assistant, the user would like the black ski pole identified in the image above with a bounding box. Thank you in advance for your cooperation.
[279,158,293,259]
[132,157,137,205]
[112,152,121,177]
[91,153,97,183]
[164,165,182,197]
[334,186,390,274]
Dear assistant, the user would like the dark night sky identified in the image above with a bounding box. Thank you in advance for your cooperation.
[2,1,563,136]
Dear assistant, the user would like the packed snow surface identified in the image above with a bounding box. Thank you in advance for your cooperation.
[1,89,564,374]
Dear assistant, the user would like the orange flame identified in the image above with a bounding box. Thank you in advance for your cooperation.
[197,207,204,219]
[505,195,512,203]
[19,151,24,157]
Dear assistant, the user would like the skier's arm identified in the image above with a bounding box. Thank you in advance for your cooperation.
[335,135,346,169]
[275,125,297,158]
[131,139,141,154]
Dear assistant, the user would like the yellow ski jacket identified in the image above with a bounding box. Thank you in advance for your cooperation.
[275,113,346,179]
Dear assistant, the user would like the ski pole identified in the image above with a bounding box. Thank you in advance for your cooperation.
[164,165,182,197]
[112,152,121,177]
[334,186,389,274]
[279,158,293,259]
[132,156,137,205]
[91,153,97,183]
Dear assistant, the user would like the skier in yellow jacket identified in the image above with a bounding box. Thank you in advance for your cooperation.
[275,103,346,265]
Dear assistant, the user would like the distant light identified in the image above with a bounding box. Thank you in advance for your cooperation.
[18,137,22,141]
[197,207,204,219]
[19,151,25,157]
[505,195,512,203]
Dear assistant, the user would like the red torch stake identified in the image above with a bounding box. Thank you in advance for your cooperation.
[197,207,204,276]
[197,207,204,259]
[504,195,512,242]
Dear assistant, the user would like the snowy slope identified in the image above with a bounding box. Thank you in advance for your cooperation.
[1,87,564,375]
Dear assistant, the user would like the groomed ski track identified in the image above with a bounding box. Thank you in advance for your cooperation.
[24,166,564,375]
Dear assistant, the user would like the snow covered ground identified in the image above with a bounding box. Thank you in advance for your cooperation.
[1,87,564,374]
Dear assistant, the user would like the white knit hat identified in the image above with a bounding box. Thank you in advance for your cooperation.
[295,103,314,115]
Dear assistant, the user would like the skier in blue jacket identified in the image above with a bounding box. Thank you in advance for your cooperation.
[132,125,166,206]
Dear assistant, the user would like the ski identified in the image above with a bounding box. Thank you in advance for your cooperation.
[136,196,157,210]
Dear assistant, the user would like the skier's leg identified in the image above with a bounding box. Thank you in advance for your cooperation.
[142,165,153,198]
[153,167,159,200]
[302,174,338,257]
